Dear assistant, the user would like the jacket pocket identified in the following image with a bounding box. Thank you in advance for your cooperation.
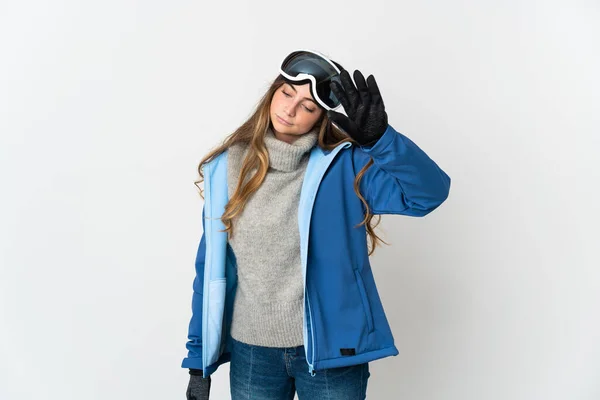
[354,269,374,333]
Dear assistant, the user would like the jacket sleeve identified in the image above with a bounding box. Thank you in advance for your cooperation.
[351,124,451,216]
[181,206,206,369]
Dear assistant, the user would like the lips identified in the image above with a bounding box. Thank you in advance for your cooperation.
[277,115,292,126]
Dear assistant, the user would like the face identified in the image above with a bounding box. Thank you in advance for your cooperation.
[269,82,324,144]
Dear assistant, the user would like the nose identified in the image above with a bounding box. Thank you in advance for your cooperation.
[283,105,295,117]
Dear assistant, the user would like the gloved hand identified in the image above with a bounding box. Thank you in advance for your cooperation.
[328,69,389,147]
[186,369,211,400]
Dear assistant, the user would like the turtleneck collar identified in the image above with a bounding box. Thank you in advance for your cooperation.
[263,125,319,172]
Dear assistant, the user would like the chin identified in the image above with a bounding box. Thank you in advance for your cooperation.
[272,120,293,134]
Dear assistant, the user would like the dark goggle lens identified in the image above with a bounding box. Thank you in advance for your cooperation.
[281,51,341,109]
[315,74,341,109]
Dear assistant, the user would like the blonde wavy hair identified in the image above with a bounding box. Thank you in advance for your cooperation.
[194,74,388,255]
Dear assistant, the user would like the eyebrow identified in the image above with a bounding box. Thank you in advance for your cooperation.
[285,84,318,105]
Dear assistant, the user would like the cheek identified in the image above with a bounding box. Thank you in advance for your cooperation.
[307,110,322,125]
[298,112,319,129]
[271,94,285,111]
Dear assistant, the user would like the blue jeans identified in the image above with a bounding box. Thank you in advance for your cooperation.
[229,337,370,399]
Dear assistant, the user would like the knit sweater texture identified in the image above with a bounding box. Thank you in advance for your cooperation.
[226,125,319,347]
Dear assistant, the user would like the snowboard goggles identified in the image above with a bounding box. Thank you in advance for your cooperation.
[279,49,343,111]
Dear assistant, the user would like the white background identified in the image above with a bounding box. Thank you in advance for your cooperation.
[1,1,598,399]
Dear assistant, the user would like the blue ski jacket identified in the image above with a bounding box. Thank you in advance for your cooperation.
[182,124,451,378]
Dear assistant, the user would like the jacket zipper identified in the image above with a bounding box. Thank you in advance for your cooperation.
[303,144,352,377]
[302,190,318,377]
[304,184,321,377]
[305,285,316,376]
[303,190,316,376]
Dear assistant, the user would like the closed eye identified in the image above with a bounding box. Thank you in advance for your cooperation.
[283,91,315,112]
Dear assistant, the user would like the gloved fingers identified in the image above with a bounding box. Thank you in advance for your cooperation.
[353,70,372,106]
[338,70,361,111]
[366,74,384,106]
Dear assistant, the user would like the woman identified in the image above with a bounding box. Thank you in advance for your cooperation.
[183,49,451,399]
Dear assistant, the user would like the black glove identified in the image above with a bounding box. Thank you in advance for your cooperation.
[328,69,389,147]
[186,370,211,400]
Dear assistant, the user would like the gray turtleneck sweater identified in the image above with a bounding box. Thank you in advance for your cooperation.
[226,125,319,347]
